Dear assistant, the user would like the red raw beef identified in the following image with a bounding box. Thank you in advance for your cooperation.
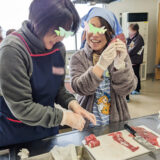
[109,131,139,152]
[110,33,126,45]
[85,134,100,148]
[116,33,126,43]
[132,127,160,147]
[85,134,96,145]
[88,139,100,148]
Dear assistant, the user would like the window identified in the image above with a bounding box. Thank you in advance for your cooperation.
[0,1,103,50]
[0,0,32,37]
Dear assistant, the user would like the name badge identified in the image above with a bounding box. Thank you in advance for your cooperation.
[52,66,64,75]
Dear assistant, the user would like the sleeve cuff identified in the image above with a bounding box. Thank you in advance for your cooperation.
[89,66,103,82]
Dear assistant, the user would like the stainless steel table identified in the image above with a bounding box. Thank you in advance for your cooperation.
[1,114,160,160]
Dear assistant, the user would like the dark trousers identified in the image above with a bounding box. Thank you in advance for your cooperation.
[133,64,141,92]
[126,64,141,100]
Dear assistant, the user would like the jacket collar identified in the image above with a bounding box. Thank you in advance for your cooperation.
[19,20,61,54]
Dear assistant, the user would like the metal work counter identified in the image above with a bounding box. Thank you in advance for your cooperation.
[1,114,160,160]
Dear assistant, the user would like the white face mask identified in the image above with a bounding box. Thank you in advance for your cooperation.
[128,28,137,38]
[129,32,135,37]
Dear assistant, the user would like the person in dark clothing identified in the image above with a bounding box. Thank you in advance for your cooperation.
[126,23,144,101]
[0,0,96,147]
[0,26,3,43]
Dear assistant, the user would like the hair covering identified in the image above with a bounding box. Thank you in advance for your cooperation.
[80,7,123,48]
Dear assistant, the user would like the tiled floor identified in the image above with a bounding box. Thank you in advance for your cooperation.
[128,79,160,118]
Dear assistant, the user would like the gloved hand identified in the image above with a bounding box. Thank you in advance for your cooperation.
[96,42,117,71]
[68,100,96,125]
[114,39,128,70]
[61,110,85,131]
[115,39,128,61]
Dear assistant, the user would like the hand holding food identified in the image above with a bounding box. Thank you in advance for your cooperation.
[96,42,117,71]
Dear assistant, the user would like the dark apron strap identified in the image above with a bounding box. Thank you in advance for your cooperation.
[12,32,60,57]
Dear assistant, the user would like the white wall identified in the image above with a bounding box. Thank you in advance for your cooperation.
[157,0,160,8]
[105,0,158,74]
[157,1,160,35]
[0,0,32,36]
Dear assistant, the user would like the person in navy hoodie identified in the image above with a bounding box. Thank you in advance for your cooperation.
[0,0,96,147]
[126,23,144,101]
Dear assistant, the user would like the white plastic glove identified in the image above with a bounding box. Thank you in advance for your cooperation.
[61,110,85,131]
[114,39,128,70]
[51,144,77,160]
[96,42,117,71]
[18,148,30,159]
[68,100,96,125]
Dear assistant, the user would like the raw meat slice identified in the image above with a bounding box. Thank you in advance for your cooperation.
[132,127,160,147]
[110,33,126,45]
[85,134,96,145]
[109,132,139,152]
[85,134,100,148]
[116,33,126,43]
[88,140,100,148]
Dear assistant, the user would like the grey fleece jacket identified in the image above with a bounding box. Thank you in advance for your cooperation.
[70,43,137,127]
[0,21,75,128]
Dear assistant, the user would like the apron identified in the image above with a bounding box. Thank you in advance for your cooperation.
[0,33,65,147]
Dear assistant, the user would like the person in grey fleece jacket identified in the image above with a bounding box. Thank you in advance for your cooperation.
[0,0,95,147]
[70,7,137,128]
